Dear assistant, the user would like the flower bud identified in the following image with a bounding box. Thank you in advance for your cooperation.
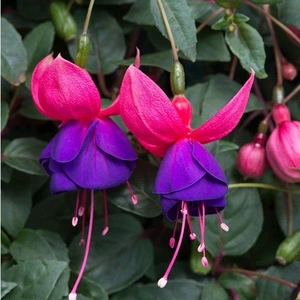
[236,133,268,178]
[50,1,77,42]
[75,34,91,69]
[276,229,300,265]
[170,61,185,96]
[282,61,297,81]
[266,104,300,183]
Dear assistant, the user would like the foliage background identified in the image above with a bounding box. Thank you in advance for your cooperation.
[1,0,300,299]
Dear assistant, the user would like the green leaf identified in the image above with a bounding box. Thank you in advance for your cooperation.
[23,21,55,73]
[16,0,50,21]
[2,137,47,176]
[1,140,12,183]
[255,262,300,299]
[196,28,230,62]
[225,23,267,78]
[1,18,27,85]
[219,273,256,300]
[2,179,32,237]
[211,16,231,31]
[253,0,284,4]
[10,229,69,262]
[200,282,229,300]
[123,0,154,25]
[189,2,222,24]
[234,13,250,24]
[276,0,300,27]
[275,193,300,236]
[69,9,126,74]
[119,50,173,72]
[2,260,69,300]
[1,101,9,130]
[1,281,18,298]
[215,0,242,9]
[69,214,154,294]
[150,0,197,61]
[111,279,203,300]
[193,188,263,256]
[218,140,239,154]
[95,0,135,4]
[107,160,161,218]
[1,230,11,255]
[19,94,49,120]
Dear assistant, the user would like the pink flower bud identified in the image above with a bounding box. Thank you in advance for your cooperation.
[266,104,300,183]
[282,61,297,81]
[236,133,268,178]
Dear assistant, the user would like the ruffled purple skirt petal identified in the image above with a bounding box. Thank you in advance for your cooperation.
[40,118,137,195]
[154,138,228,220]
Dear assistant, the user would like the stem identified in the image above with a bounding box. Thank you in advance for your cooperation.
[157,0,179,61]
[66,0,75,12]
[228,183,300,194]
[221,268,297,289]
[285,192,293,235]
[264,5,282,87]
[245,1,300,45]
[284,85,300,104]
[229,55,238,80]
[9,86,22,113]
[82,0,95,34]
[96,71,112,98]
[196,8,224,34]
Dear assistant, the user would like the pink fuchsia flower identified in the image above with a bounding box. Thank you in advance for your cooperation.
[266,104,300,183]
[31,54,137,299]
[236,133,268,178]
[118,63,255,287]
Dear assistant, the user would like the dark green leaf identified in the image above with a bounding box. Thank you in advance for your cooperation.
[107,160,161,218]
[225,23,267,78]
[275,193,300,236]
[123,0,154,25]
[200,282,229,300]
[1,101,9,130]
[189,2,222,24]
[219,273,256,300]
[2,260,69,300]
[111,279,203,300]
[2,137,47,176]
[253,0,284,4]
[10,229,69,262]
[1,230,11,255]
[17,0,50,21]
[276,0,300,27]
[150,0,197,61]
[23,21,55,72]
[215,0,242,9]
[119,50,173,72]
[2,179,31,237]
[218,140,239,154]
[1,18,27,85]
[19,94,49,120]
[193,188,263,256]
[211,16,231,31]
[95,0,135,4]
[196,28,230,62]
[255,262,300,299]
[1,281,18,298]
[234,13,250,24]
[69,214,153,294]
[69,9,126,74]
[1,140,12,183]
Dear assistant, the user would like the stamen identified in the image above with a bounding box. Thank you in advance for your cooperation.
[69,189,95,299]
[78,207,85,217]
[72,190,80,227]
[197,206,205,253]
[79,189,87,245]
[197,203,209,268]
[169,204,180,248]
[215,208,229,232]
[158,201,188,288]
[78,190,87,217]
[102,190,109,236]
[186,209,196,240]
[126,181,138,205]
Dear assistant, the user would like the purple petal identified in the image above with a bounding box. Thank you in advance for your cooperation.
[51,120,97,163]
[154,139,206,194]
[50,172,78,195]
[63,129,134,189]
[96,118,137,161]
[193,141,227,184]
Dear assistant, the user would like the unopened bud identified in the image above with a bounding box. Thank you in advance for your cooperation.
[228,24,236,32]
[75,34,91,68]
[170,61,185,95]
[50,1,77,42]
[282,61,297,81]
[272,86,285,104]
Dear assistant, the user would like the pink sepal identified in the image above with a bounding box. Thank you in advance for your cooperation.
[99,97,120,117]
[33,54,101,121]
[119,66,186,157]
[190,69,255,143]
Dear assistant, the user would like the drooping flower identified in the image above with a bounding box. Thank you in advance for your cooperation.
[236,132,268,178]
[118,61,255,287]
[31,54,137,299]
[266,104,300,183]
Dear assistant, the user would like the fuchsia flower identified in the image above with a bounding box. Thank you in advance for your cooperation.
[118,62,255,287]
[236,133,268,178]
[31,54,137,299]
[266,104,300,183]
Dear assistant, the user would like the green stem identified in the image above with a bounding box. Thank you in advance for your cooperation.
[228,183,300,194]
[221,268,297,289]
[66,0,75,12]
[285,192,293,235]
[283,85,300,104]
[82,0,95,35]
[157,0,178,61]
[196,7,224,34]
[245,1,300,45]
[9,86,22,113]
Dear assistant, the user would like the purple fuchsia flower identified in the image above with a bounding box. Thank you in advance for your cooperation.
[118,61,255,287]
[31,54,137,299]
